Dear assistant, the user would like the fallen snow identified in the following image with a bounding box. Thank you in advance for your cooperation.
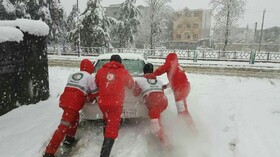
[0,26,23,43]
[0,19,49,36]
[97,53,145,61]
[0,67,280,157]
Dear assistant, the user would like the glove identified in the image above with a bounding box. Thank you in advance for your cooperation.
[144,73,156,79]
[162,84,168,90]
[86,97,97,104]
[162,83,170,90]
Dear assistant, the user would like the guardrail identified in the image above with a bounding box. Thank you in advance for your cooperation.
[47,58,280,79]
[47,46,280,64]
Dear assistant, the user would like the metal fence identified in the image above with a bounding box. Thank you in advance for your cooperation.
[47,46,280,63]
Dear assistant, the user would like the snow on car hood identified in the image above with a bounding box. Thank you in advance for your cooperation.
[97,53,145,61]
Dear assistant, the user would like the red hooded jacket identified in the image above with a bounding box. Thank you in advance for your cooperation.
[148,53,190,99]
[95,61,134,106]
[59,59,98,112]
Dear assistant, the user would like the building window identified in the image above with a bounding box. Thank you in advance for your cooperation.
[193,23,199,28]
[186,23,191,28]
[176,34,181,39]
[177,24,182,29]
[194,12,200,17]
[184,33,191,39]
[193,34,198,39]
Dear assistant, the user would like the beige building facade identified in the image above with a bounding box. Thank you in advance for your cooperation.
[173,8,211,42]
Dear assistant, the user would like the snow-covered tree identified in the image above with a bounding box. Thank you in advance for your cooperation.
[158,6,174,42]
[67,4,79,32]
[111,0,141,48]
[70,0,113,48]
[210,0,246,51]
[66,4,79,48]
[47,0,65,44]
[0,0,50,20]
[14,1,30,19]
[145,0,171,49]
[0,0,16,20]
[1,0,49,20]
[37,1,51,23]
[24,0,41,19]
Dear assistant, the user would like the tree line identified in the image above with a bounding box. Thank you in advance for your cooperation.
[1,0,251,51]
[0,0,174,50]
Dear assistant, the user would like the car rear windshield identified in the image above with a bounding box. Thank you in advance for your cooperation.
[94,59,145,75]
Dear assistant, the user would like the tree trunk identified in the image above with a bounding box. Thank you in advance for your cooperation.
[150,9,154,49]
[223,3,230,52]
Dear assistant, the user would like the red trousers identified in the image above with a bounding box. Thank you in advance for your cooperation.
[173,85,197,133]
[145,92,168,119]
[45,108,79,154]
[99,104,122,139]
[173,84,190,113]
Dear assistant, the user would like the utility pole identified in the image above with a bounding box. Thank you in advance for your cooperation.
[254,22,257,42]
[77,0,81,57]
[258,9,266,53]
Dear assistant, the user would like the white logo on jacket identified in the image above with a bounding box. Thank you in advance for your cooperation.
[106,73,116,81]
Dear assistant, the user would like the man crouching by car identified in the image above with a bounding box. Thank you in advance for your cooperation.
[133,63,171,150]
[95,54,134,157]
[43,59,98,157]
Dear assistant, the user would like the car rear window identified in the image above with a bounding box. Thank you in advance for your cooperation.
[94,59,145,75]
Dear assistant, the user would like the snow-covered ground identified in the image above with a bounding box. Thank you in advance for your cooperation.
[1,66,280,157]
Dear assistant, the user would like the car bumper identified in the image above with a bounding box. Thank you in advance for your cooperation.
[81,101,149,120]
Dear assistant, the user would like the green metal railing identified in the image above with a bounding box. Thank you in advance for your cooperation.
[47,46,280,64]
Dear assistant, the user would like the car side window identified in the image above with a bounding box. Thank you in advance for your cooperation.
[123,60,145,74]
[93,59,145,75]
[94,60,109,73]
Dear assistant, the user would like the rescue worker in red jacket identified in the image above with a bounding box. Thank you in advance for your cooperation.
[43,59,98,157]
[95,54,134,157]
[133,63,170,149]
[145,53,197,133]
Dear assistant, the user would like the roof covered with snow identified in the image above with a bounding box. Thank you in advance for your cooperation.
[0,26,23,43]
[0,19,49,36]
[97,53,146,61]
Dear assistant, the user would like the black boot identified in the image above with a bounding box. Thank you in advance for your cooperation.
[43,153,55,157]
[100,138,115,157]
[63,135,76,146]
[102,120,106,136]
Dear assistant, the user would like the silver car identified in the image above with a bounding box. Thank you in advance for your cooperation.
[81,53,149,120]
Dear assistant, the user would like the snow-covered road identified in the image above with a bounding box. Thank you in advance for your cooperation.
[0,67,280,157]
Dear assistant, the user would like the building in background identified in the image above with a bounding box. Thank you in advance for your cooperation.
[104,4,121,19]
[105,4,212,49]
[212,26,280,52]
[255,26,280,44]
[212,26,255,44]
[173,7,211,42]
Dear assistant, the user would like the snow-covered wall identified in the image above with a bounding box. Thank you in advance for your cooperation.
[0,26,23,43]
[0,19,49,37]
[0,19,49,115]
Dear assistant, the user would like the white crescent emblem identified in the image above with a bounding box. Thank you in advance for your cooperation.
[106,73,115,81]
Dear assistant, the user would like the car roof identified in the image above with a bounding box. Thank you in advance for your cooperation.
[97,53,145,61]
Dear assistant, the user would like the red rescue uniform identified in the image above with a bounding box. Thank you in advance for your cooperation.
[133,76,167,119]
[133,75,170,148]
[44,59,98,155]
[145,53,197,134]
[95,61,134,139]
